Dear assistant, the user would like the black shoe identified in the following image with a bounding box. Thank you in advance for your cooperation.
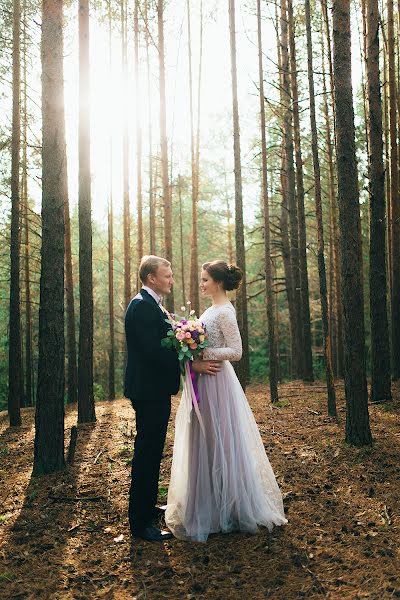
[153,505,167,519]
[132,525,173,542]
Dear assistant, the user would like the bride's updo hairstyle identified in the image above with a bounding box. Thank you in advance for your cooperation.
[202,260,243,291]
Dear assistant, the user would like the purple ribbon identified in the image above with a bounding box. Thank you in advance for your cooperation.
[188,361,200,405]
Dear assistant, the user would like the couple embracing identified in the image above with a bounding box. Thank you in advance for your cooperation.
[124,255,287,543]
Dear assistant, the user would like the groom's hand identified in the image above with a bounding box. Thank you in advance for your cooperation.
[192,358,222,375]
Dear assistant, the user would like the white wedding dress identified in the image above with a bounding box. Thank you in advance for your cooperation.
[165,302,287,542]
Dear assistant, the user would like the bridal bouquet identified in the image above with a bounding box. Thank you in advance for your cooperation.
[161,302,209,374]
[161,302,208,435]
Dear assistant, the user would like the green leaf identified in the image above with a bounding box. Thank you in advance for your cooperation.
[158,486,168,500]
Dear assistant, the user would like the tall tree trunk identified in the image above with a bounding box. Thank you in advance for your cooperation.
[63,0,77,404]
[305,0,336,415]
[107,0,115,401]
[359,0,371,159]
[387,0,400,378]
[188,0,200,314]
[121,0,131,309]
[322,45,338,376]
[332,0,372,444]
[64,155,78,405]
[135,0,143,267]
[321,28,338,376]
[145,2,156,255]
[280,0,302,379]
[178,175,186,306]
[257,0,279,403]
[224,166,234,264]
[322,0,344,378]
[187,0,199,312]
[108,184,115,401]
[275,0,295,375]
[8,0,22,426]
[382,30,392,302]
[78,0,95,423]
[367,0,392,400]
[228,0,250,388]
[22,4,33,408]
[279,147,296,380]
[287,0,313,381]
[158,0,174,312]
[33,0,66,474]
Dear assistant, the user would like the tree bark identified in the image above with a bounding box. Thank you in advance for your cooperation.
[145,2,156,255]
[188,0,200,314]
[158,0,174,312]
[64,154,78,405]
[22,4,33,408]
[280,0,302,379]
[382,30,392,303]
[33,0,66,473]
[224,166,234,264]
[321,0,344,378]
[178,175,186,306]
[228,0,250,389]
[78,0,95,423]
[332,0,372,444]
[108,185,115,401]
[108,0,115,401]
[257,0,279,403]
[287,0,313,381]
[366,0,392,400]
[387,0,400,378]
[8,0,22,427]
[135,0,143,268]
[121,0,131,310]
[305,0,336,415]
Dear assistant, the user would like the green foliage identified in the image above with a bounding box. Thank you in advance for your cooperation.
[93,382,106,402]
[158,486,168,501]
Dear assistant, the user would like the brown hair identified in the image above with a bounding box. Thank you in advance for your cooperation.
[139,255,171,284]
[202,260,243,291]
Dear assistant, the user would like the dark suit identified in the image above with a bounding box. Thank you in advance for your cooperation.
[124,288,180,533]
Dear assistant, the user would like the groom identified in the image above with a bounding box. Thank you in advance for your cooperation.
[124,255,180,541]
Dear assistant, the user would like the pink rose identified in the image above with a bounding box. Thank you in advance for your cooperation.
[185,332,192,339]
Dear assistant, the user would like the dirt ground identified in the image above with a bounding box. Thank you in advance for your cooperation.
[0,381,399,599]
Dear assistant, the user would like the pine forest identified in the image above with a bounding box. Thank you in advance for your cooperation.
[0,0,399,597]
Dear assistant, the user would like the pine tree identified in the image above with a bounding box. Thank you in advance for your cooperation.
[34,0,66,474]
[228,0,250,388]
[78,0,95,423]
[8,0,22,427]
[366,0,392,400]
[332,0,372,444]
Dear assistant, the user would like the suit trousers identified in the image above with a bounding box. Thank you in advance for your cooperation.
[129,394,171,533]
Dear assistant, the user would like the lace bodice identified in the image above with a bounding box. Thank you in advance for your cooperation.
[200,303,242,361]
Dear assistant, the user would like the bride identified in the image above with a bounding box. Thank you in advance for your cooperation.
[165,260,287,542]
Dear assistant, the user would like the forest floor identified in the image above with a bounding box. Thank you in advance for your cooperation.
[0,382,399,600]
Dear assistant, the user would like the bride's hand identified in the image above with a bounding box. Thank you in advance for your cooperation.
[192,358,222,375]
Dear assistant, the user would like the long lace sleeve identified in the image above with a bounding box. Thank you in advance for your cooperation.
[203,306,242,361]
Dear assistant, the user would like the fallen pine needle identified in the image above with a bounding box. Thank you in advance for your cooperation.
[94,450,104,464]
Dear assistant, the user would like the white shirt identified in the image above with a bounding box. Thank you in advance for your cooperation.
[142,285,162,306]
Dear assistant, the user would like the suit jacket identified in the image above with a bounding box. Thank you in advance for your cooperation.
[124,288,180,401]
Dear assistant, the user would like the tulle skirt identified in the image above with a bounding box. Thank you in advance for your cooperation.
[165,361,287,542]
